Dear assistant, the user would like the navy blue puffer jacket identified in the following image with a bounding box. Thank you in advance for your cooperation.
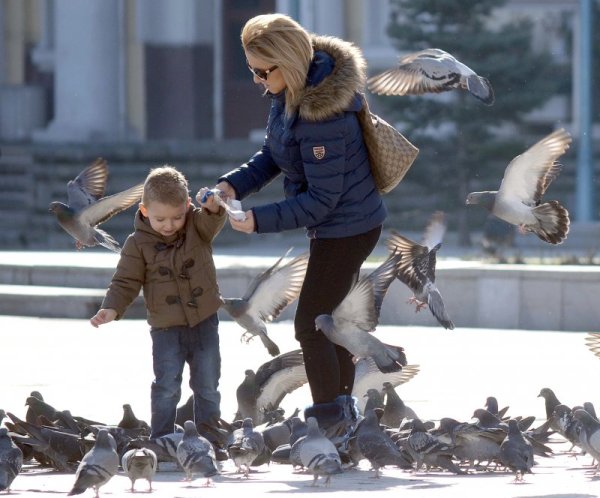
[219,35,386,239]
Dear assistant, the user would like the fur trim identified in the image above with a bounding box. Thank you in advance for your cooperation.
[287,34,366,121]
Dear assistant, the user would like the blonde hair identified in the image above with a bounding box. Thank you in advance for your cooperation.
[142,165,189,206]
[241,13,313,112]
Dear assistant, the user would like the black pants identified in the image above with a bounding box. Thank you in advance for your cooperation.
[294,225,382,404]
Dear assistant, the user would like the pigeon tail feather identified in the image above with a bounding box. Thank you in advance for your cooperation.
[466,75,494,105]
[428,290,455,330]
[530,201,570,245]
[94,228,121,253]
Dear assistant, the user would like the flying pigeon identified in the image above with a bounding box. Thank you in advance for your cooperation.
[367,48,495,105]
[572,408,600,474]
[222,249,309,356]
[0,428,23,493]
[299,417,343,486]
[235,349,307,425]
[49,158,144,252]
[121,447,157,492]
[387,212,454,329]
[499,419,534,482]
[176,420,219,485]
[314,252,407,373]
[585,332,600,360]
[68,429,119,498]
[466,129,572,245]
[227,418,266,478]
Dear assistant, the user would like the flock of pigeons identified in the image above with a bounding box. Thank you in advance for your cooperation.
[8,47,578,495]
[2,332,600,494]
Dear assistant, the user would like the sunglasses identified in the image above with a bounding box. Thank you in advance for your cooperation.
[246,61,278,81]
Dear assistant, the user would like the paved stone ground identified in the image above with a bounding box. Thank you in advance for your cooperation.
[1,316,600,497]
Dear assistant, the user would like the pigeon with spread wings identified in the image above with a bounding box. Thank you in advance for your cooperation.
[367,48,494,105]
[466,129,571,245]
[314,252,406,373]
[387,211,454,329]
[222,250,309,357]
[49,158,144,252]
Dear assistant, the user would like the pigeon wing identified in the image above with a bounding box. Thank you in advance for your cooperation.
[255,363,308,417]
[387,231,428,293]
[497,129,571,206]
[66,158,109,211]
[245,251,309,323]
[78,183,144,228]
[421,211,447,250]
[254,349,305,387]
[585,333,600,360]
[353,361,420,409]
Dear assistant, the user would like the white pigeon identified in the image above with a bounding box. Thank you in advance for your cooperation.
[0,428,23,493]
[221,249,309,357]
[121,447,158,492]
[68,429,119,498]
[367,48,494,105]
[466,129,572,245]
[48,158,144,252]
[387,211,454,329]
[299,417,343,487]
[176,420,219,486]
[314,252,406,373]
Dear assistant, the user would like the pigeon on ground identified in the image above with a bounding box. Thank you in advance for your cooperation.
[357,409,413,477]
[176,420,219,485]
[126,432,183,465]
[538,387,563,421]
[466,129,572,245]
[549,404,581,451]
[25,394,59,425]
[499,419,534,482]
[353,360,420,414]
[315,252,406,373]
[387,212,454,330]
[0,428,23,493]
[299,417,343,486]
[572,408,600,473]
[235,349,307,425]
[381,382,419,428]
[484,396,509,419]
[364,389,385,415]
[221,249,309,356]
[227,418,266,478]
[118,404,150,434]
[175,395,194,428]
[367,48,494,105]
[405,418,465,474]
[68,429,119,498]
[49,158,144,252]
[121,447,157,492]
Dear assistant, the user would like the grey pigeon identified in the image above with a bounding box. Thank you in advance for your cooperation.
[387,212,454,330]
[121,447,157,492]
[68,429,119,498]
[235,349,307,425]
[367,48,494,105]
[364,389,385,415]
[49,158,144,252]
[572,408,600,474]
[227,418,266,478]
[357,409,413,477]
[126,432,183,464]
[353,360,420,414]
[466,129,571,245]
[176,420,218,485]
[550,404,581,450]
[25,394,58,425]
[538,387,563,420]
[299,417,343,486]
[484,396,509,419]
[499,419,534,482]
[0,428,23,493]
[117,404,150,434]
[315,252,406,373]
[405,418,464,474]
[222,250,309,356]
[381,382,419,428]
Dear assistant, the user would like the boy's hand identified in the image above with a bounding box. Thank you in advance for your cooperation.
[90,308,117,328]
[215,181,236,201]
[196,187,220,214]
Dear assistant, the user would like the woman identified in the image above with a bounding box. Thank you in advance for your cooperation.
[214,13,386,439]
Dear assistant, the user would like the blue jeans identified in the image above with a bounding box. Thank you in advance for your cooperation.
[149,313,221,438]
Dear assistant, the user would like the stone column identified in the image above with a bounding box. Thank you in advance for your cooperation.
[34,0,121,142]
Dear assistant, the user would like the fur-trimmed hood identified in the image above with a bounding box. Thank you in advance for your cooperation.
[287,34,367,122]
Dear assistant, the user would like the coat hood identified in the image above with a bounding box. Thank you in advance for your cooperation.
[287,34,367,122]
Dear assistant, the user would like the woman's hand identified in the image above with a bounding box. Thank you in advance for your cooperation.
[215,181,236,201]
[229,210,256,233]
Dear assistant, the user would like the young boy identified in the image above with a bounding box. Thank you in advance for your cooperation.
[90,165,226,442]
